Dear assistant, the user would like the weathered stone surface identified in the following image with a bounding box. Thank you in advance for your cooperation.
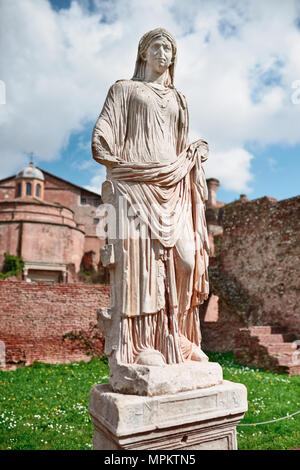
[109,360,223,397]
[0,281,109,368]
[201,195,300,354]
[203,294,219,322]
[234,326,300,375]
[91,28,211,375]
[100,244,115,269]
[89,380,247,450]
[88,28,248,451]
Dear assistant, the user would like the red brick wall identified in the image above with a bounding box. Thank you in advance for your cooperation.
[44,173,78,208]
[0,219,85,272]
[0,178,15,201]
[43,173,102,239]
[200,195,300,352]
[1,195,298,363]
[0,222,20,267]
[0,281,110,367]
[21,222,85,271]
[0,173,103,267]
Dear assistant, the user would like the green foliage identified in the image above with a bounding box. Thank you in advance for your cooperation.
[0,358,109,450]
[0,353,299,450]
[78,267,108,284]
[62,323,103,357]
[0,253,24,279]
[99,355,109,365]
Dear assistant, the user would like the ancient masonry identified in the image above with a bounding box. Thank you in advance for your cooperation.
[0,177,299,373]
[0,163,105,282]
[202,186,300,375]
[0,281,109,367]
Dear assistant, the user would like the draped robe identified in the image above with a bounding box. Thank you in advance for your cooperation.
[92,79,210,364]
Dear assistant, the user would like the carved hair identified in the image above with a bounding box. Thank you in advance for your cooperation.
[132,28,177,87]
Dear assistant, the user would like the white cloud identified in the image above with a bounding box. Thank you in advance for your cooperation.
[0,0,124,176]
[84,166,106,194]
[72,158,95,171]
[204,147,254,193]
[1,0,300,193]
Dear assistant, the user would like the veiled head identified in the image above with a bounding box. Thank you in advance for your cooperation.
[132,28,177,87]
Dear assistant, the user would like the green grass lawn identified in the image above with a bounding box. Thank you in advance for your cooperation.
[208,352,300,450]
[0,352,299,450]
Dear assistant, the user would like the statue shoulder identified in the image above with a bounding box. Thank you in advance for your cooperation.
[115,79,134,85]
[110,79,136,91]
[106,79,136,99]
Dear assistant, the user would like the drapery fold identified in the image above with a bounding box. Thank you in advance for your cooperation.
[92,79,209,363]
[109,140,207,248]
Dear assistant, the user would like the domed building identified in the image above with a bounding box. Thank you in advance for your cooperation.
[15,162,45,199]
[0,163,103,282]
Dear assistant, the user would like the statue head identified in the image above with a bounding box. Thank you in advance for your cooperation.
[132,28,177,87]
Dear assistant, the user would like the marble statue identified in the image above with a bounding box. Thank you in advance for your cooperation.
[92,27,213,390]
[89,29,247,450]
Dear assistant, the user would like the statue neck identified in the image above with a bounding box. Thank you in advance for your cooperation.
[143,64,169,87]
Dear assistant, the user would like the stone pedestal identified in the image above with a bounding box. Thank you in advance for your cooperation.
[88,380,247,450]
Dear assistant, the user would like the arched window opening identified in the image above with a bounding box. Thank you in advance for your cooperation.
[26,182,32,196]
[17,182,21,197]
[36,183,41,197]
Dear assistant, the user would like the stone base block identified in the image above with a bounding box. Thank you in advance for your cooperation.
[110,360,223,396]
[88,380,248,450]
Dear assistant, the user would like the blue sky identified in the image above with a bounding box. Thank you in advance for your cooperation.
[0,0,299,203]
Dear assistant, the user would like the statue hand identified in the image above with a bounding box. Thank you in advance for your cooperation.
[188,139,209,163]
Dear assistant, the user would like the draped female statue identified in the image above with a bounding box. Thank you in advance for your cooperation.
[92,28,210,372]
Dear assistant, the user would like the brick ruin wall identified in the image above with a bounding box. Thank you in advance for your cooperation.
[0,281,110,368]
[200,195,300,352]
[0,196,298,366]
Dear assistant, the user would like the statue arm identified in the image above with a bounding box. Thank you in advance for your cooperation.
[92,118,120,168]
[92,82,128,168]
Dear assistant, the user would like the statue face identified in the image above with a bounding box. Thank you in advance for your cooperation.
[144,36,173,74]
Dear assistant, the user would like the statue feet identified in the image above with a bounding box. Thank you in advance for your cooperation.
[190,346,209,362]
[135,349,166,366]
